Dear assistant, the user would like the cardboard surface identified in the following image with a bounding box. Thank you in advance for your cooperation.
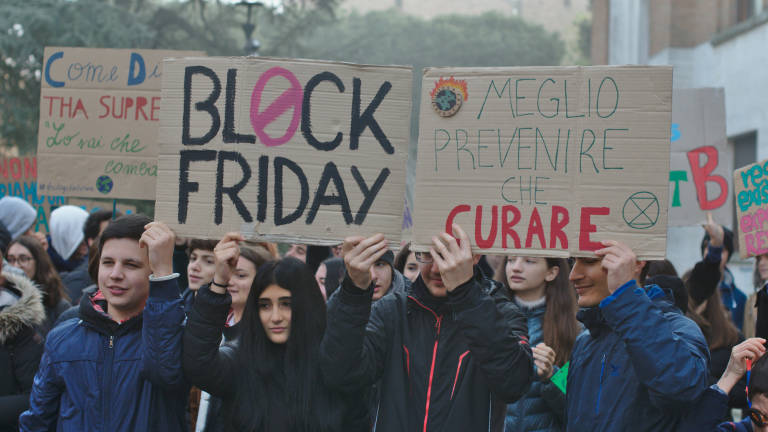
[154,57,412,245]
[0,156,65,233]
[68,198,137,216]
[412,66,672,259]
[36,47,203,200]
[735,158,768,258]
[669,88,732,227]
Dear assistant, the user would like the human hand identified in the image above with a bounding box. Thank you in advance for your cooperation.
[30,231,48,251]
[595,240,639,294]
[430,224,474,292]
[533,343,557,380]
[703,212,724,248]
[342,234,389,290]
[211,233,244,294]
[718,338,767,394]
[139,222,176,277]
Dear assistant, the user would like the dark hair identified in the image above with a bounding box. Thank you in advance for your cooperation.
[754,254,768,290]
[93,214,152,281]
[10,235,69,308]
[239,245,272,270]
[494,257,579,366]
[321,257,345,299]
[701,226,734,263]
[231,257,345,431]
[188,239,218,256]
[645,259,678,278]
[394,243,413,274]
[750,351,768,397]
[685,282,740,351]
[306,246,331,274]
[83,209,121,242]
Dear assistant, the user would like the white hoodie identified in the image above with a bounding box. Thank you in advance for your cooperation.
[50,205,89,260]
[0,196,36,239]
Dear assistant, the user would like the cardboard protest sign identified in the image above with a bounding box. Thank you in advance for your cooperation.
[412,66,672,260]
[669,88,732,227]
[36,47,203,200]
[734,159,768,258]
[68,198,136,216]
[0,156,65,233]
[154,57,411,245]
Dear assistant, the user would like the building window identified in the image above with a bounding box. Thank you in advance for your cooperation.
[737,0,755,23]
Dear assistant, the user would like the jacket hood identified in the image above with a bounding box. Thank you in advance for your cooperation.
[78,288,142,335]
[0,196,36,240]
[50,205,89,260]
[578,283,675,337]
[0,270,45,343]
[388,269,408,296]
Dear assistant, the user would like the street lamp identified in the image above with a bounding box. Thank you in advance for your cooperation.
[237,1,264,56]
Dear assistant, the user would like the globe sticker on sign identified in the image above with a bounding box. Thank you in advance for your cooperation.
[96,175,114,195]
[431,76,467,117]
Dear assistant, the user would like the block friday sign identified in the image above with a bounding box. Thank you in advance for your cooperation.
[155,57,411,244]
[412,66,672,260]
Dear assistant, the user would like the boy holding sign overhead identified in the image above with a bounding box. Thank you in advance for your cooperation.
[319,224,534,432]
[566,240,709,431]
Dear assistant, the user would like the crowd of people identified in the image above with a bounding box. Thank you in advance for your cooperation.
[0,196,768,431]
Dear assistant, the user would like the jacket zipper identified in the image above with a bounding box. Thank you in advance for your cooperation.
[595,353,606,415]
[407,296,444,432]
[103,335,115,429]
[423,316,442,432]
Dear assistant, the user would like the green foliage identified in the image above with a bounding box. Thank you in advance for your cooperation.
[575,13,592,65]
[293,10,565,68]
[0,0,156,154]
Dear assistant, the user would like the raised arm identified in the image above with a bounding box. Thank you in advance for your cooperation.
[597,241,709,407]
[319,234,393,392]
[435,225,533,403]
[139,222,186,390]
[182,233,242,398]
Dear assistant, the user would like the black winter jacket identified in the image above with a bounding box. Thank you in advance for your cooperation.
[0,272,45,431]
[183,284,369,432]
[320,269,533,432]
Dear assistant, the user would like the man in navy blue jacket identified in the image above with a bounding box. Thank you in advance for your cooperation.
[566,240,710,431]
[19,215,188,432]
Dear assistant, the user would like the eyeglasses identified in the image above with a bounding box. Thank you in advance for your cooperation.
[414,252,433,264]
[6,255,33,266]
[748,408,768,427]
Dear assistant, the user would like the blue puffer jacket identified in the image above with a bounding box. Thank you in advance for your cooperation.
[504,300,566,432]
[566,281,709,432]
[19,277,188,432]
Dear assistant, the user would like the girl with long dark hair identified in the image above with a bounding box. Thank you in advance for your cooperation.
[494,256,579,431]
[183,233,367,432]
[7,235,70,335]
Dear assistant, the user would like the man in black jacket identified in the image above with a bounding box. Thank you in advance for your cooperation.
[320,224,533,432]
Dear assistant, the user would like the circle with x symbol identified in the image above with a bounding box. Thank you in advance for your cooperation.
[622,192,660,229]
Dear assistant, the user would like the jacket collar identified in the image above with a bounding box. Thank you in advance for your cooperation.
[79,288,142,335]
[0,271,45,343]
[578,284,676,337]
[408,266,490,316]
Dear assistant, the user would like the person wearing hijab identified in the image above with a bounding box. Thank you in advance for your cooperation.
[47,206,89,274]
[0,197,37,241]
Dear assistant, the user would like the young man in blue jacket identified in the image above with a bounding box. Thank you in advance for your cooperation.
[566,240,710,431]
[19,215,188,432]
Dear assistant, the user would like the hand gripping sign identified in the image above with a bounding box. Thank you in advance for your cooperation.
[412,66,672,260]
[154,57,412,245]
